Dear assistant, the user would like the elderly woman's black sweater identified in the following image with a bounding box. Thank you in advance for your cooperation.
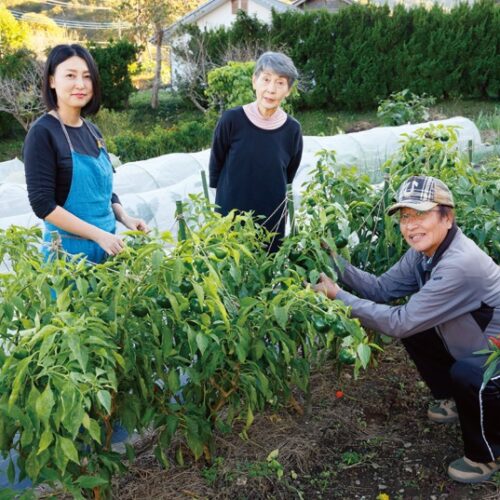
[209,106,303,251]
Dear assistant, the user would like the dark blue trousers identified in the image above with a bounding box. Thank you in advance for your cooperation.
[402,328,500,463]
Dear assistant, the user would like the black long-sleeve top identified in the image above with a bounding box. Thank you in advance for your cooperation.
[209,107,303,246]
[23,113,120,219]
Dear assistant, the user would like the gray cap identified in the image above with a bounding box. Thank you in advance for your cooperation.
[387,175,455,216]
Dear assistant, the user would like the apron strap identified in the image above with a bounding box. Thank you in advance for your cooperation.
[53,111,75,152]
[82,119,107,151]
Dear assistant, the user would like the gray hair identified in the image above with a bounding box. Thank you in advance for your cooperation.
[254,51,298,88]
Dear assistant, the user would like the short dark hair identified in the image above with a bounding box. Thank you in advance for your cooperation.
[437,205,455,221]
[42,44,101,116]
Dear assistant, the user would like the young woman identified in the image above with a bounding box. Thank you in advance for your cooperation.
[24,44,147,263]
[209,51,303,253]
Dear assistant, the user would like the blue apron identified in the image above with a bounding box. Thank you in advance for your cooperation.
[43,115,116,264]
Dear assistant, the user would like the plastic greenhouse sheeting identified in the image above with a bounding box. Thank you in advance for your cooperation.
[0,117,482,235]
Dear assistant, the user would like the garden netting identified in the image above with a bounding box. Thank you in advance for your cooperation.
[0,117,482,234]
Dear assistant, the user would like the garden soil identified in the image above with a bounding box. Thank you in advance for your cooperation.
[114,343,500,500]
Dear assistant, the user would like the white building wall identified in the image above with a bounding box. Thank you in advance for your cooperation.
[196,2,235,30]
[247,1,275,22]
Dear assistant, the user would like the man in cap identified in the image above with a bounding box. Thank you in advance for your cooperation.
[314,175,500,483]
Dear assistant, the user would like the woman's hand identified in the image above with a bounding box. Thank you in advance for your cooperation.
[121,214,149,233]
[95,230,125,256]
[312,272,341,299]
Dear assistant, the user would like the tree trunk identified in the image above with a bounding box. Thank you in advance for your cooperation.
[151,25,163,110]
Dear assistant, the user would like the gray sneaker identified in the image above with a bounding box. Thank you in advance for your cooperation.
[448,456,500,483]
[427,398,458,423]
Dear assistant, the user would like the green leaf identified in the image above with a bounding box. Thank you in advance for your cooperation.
[167,369,180,393]
[185,430,204,460]
[38,332,56,360]
[154,445,170,469]
[113,351,125,369]
[8,356,31,410]
[25,450,43,481]
[35,384,55,427]
[152,249,164,270]
[97,390,112,414]
[37,428,53,455]
[273,305,289,330]
[88,418,102,444]
[195,332,209,356]
[59,436,79,464]
[356,344,371,369]
[56,286,72,311]
[244,405,254,431]
[75,475,109,488]
[166,415,179,440]
[165,292,181,320]
[192,281,205,304]
[68,334,87,372]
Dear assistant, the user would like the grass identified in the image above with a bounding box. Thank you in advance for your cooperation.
[295,99,500,137]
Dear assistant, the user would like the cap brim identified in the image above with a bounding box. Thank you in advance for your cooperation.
[387,200,438,216]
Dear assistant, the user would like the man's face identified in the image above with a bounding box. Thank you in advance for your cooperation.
[399,207,452,257]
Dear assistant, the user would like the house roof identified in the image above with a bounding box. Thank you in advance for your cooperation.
[161,0,298,41]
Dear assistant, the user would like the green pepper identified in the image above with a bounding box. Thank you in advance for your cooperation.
[156,295,170,309]
[338,348,355,365]
[179,279,192,294]
[213,247,228,259]
[332,321,350,338]
[12,349,29,360]
[131,304,148,318]
[335,236,348,249]
[312,315,330,333]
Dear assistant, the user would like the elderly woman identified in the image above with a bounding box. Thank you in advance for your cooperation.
[209,51,303,252]
[314,175,500,484]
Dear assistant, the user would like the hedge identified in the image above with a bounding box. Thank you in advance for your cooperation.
[178,1,500,110]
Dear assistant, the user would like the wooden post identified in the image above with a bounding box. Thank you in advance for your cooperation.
[175,201,187,241]
[50,231,61,260]
[200,170,210,204]
[287,184,296,236]
[468,139,473,164]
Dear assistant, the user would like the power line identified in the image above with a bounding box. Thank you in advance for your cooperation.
[9,8,131,30]
[44,0,113,11]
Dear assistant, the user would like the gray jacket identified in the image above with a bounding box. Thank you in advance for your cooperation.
[336,227,500,360]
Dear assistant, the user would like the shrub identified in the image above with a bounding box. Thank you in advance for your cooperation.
[88,40,141,111]
[108,120,213,162]
[377,89,436,126]
[94,108,132,139]
[205,61,255,113]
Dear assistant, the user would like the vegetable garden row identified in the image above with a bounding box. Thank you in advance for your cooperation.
[0,125,499,498]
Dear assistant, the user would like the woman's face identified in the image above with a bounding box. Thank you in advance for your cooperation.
[252,69,291,115]
[50,56,93,113]
[399,207,452,257]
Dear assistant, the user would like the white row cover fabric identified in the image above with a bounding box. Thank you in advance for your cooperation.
[0,117,482,235]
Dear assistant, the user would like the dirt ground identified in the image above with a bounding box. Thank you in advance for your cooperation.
[114,343,500,500]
